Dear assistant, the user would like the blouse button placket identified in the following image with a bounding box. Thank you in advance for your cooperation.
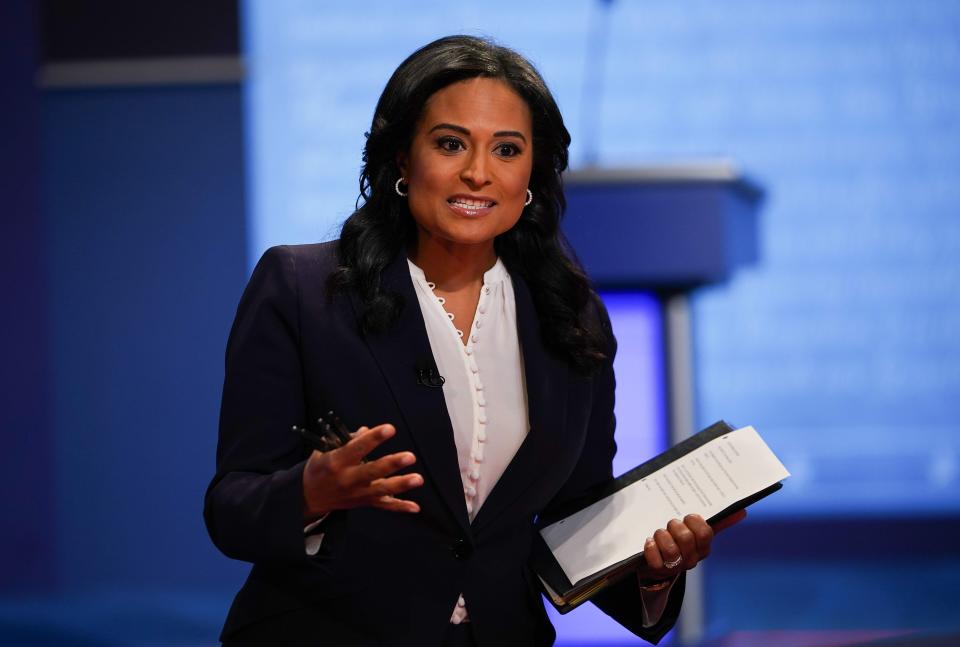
[423,271,497,522]
[417,262,506,626]
[428,281,465,339]
[461,280,494,516]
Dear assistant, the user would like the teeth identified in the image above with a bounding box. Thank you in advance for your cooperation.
[450,198,494,209]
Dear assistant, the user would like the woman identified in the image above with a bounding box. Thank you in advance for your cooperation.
[205,35,742,646]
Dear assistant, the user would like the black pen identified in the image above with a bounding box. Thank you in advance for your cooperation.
[293,422,333,453]
[322,411,353,446]
[293,411,353,453]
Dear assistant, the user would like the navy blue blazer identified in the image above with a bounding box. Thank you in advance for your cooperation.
[204,242,684,646]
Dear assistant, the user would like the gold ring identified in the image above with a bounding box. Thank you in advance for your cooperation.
[664,555,683,569]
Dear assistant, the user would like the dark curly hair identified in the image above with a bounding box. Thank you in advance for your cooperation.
[332,35,610,374]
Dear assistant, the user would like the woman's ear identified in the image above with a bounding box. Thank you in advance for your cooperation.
[395,152,408,177]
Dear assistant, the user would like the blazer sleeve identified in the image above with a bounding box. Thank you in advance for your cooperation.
[203,245,311,566]
[543,298,685,644]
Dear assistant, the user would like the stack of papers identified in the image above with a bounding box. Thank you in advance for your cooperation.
[533,421,790,612]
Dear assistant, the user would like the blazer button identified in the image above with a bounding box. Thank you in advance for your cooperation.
[452,538,473,560]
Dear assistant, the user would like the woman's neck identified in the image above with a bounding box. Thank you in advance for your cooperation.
[409,235,496,292]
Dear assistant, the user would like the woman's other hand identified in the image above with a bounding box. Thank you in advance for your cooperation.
[302,424,423,521]
[637,510,747,584]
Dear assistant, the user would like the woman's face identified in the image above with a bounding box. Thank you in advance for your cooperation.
[398,77,534,254]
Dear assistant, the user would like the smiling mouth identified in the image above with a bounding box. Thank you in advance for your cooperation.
[448,197,496,209]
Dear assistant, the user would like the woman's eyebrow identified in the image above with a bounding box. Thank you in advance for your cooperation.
[428,123,527,143]
[494,130,527,143]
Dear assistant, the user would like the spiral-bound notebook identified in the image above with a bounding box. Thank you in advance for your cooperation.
[532,421,790,613]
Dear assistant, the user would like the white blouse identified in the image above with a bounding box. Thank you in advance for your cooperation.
[408,259,529,520]
[408,258,529,624]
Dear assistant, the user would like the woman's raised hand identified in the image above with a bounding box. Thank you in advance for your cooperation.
[302,424,423,521]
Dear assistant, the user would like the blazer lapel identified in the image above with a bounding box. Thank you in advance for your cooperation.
[472,272,572,532]
[349,255,471,535]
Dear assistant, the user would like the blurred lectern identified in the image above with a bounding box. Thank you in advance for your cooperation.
[562,163,764,644]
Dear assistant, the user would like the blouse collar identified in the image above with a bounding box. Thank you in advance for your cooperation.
[407,257,508,286]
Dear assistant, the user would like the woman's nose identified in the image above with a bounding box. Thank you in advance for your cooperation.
[459,150,491,188]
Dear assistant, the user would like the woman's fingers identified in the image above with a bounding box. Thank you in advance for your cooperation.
[643,536,663,569]
[334,424,396,466]
[638,513,730,582]
[667,518,700,570]
[359,473,422,513]
[350,451,417,486]
[684,513,715,560]
[370,495,421,514]
[654,527,684,571]
[302,422,426,516]
[366,473,424,498]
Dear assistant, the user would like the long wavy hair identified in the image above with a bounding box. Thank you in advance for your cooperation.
[333,35,610,374]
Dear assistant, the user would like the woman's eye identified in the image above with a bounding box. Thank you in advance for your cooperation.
[495,143,521,157]
[437,137,465,152]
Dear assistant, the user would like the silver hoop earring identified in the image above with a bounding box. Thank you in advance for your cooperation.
[524,189,533,206]
[395,177,408,197]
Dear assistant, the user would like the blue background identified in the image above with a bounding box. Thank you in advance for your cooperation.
[2,1,959,645]
[245,0,960,519]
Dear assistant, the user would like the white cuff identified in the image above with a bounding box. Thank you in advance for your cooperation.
[304,513,330,556]
[304,512,330,535]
